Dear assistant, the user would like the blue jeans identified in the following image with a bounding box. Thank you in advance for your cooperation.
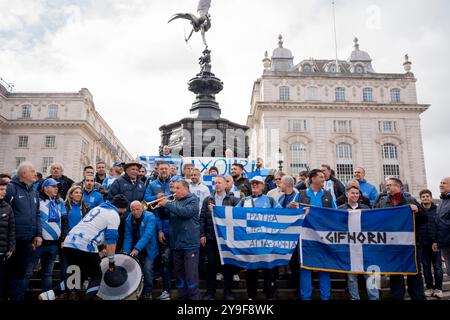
[421,246,443,290]
[160,242,172,292]
[25,242,58,292]
[8,240,33,301]
[138,255,154,295]
[300,269,330,300]
[347,274,379,300]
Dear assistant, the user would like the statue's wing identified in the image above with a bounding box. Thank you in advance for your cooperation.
[197,0,211,16]
[168,13,198,24]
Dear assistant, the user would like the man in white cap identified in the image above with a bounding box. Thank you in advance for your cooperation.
[236,176,281,300]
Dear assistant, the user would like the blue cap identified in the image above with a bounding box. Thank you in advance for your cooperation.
[112,161,124,167]
[170,175,183,182]
[42,178,60,188]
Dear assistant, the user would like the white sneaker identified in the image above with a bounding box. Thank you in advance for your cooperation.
[433,289,444,299]
[424,289,434,297]
[39,290,56,301]
[158,290,171,300]
[216,273,224,281]
[233,274,240,282]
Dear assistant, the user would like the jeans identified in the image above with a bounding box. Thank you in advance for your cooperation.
[441,247,450,278]
[8,240,33,300]
[347,274,379,300]
[421,246,443,290]
[173,249,200,300]
[300,269,330,300]
[138,255,154,295]
[160,242,172,292]
[25,241,58,292]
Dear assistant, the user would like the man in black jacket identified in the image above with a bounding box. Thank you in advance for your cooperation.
[0,181,15,300]
[200,176,239,300]
[44,163,74,199]
[321,164,345,201]
[436,177,450,283]
[374,177,427,300]
[231,163,251,197]
[336,180,371,208]
[418,189,443,298]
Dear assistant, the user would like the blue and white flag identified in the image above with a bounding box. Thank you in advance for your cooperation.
[213,206,305,269]
[139,155,183,175]
[300,205,417,275]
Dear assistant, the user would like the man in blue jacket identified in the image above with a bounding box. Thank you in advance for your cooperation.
[82,174,104,210]
[353,167,378,206]
[158,179,200,300]
[5,162,42,300]
[123,201,158,300]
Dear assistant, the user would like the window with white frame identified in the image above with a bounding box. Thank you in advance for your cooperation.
[363,87,373,102]
[16,157,26,168]
[307,86,318,100]
[48,105,58,119]
[390,88,401,102]
[383,164,400,179]
[18,136,29,148]
[336,143,353,184]
[382,143,400,179]
[44,135,56,148]
[382,143,398,159]
[290,143,307,172]
[21,105,31,118]
[333,120,352,133]
[42,157,54,174]
[279,86,290,101]
[335,87,346,102]
[288,120,307,132]
[379,121,397,133]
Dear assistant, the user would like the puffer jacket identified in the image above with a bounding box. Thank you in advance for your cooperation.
[417,203,438,246]
[0,199,15,254]
[108,174,146,205]
[436,193,450,247]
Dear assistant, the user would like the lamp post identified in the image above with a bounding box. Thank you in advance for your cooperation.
[277,148,284,172]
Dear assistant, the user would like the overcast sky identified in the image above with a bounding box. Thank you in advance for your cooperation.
[0,0,449,195]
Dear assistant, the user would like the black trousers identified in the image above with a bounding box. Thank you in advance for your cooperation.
[289,243,300,295]
[205,239,235,296]
[0,255,8,300]
[246,267,278,299]
[8,240,33,300]
[53,247,102,299]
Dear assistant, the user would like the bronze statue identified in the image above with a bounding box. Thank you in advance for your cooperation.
[168,0,211,48]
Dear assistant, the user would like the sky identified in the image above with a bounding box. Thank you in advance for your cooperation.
[0,0,449,195]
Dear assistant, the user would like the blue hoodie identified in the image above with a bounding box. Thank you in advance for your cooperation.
[357,179,378,206]
[5,176,41,241]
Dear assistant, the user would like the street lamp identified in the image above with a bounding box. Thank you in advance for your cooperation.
[277,147,284,172]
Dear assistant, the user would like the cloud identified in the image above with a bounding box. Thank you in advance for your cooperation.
[1,0,449,196]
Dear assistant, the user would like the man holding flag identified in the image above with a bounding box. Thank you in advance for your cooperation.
[236,176,281,300]
[374,177,427,300]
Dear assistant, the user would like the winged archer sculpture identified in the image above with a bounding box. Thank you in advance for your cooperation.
[168,0,212,48]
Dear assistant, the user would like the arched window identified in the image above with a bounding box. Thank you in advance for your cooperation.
[279,86,290,101]
[382,143,400,179]
[302,64,312,72]
[336,143,353,184]
[390,88,401,103]
[290,143,307,173]
[363,87,373,102]
[335,87,346,102]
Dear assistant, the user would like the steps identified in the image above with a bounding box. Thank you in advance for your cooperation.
[26,261,450,300]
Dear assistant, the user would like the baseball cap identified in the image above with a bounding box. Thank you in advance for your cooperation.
[250,176,265,184]
[42,178,60,188]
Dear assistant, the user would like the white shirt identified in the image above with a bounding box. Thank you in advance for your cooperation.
[190,183,211,214]
[63,204,120,253]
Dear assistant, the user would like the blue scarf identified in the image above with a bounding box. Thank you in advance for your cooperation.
[48,199,60,223]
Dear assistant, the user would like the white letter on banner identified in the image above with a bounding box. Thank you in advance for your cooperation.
[366,265,381,290]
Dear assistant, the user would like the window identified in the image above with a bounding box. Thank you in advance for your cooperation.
[44,136,56,148]
[333,120,352,133]
[290,143,307,173]
[383,164,400,179]
[335,87,346,102]
[18,136,29,148]
[382,143,398,159]
[81,139,89,154]
[279,86,290,101]
[379,121,397,133]
[302,64,312,72]
[288,120,307,132]
[21,105,31,118]
[42,157,54,174]
[48,105,58,119]
[363,87,373,102]
[16,157,26,168]
[355,66,364,73]
[336,143,353,184]
[390,88,401,102]
[307,86,318,100]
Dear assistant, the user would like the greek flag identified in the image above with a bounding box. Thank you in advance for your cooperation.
[213,206,305,269]
[203,170,270,193]
[300,205,417,274]
[139,155,183,175]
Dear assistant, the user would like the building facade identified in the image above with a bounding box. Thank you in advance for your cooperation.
[0,83,132,181]
[247,36,429,195]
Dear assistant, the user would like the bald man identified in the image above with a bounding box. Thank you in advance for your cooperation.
[436,177,450,279]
